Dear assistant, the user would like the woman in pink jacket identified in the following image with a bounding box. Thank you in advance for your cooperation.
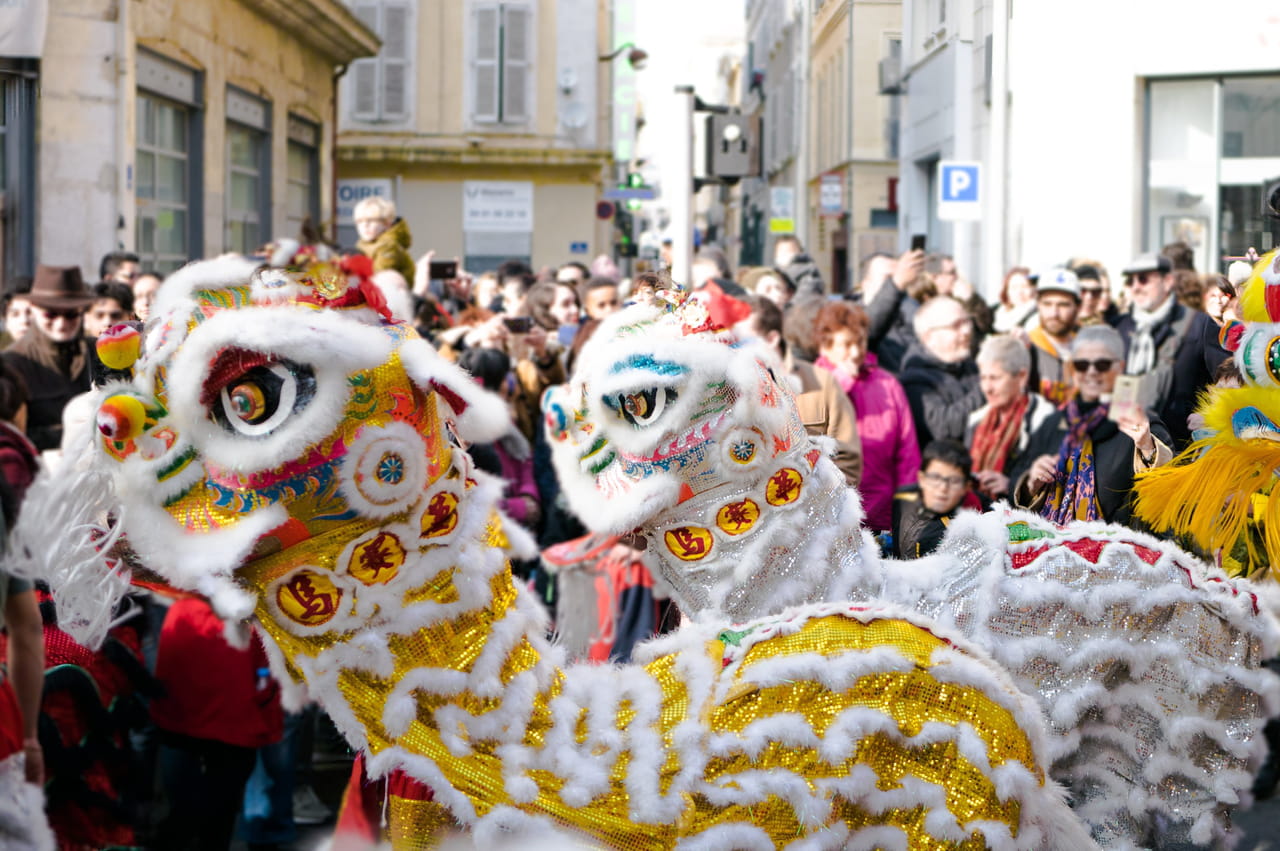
[813,302,920,533]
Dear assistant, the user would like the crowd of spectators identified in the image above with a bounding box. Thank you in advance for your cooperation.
[0,191,1259,848]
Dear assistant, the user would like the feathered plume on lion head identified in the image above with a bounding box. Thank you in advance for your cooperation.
[1134,250,1280,578]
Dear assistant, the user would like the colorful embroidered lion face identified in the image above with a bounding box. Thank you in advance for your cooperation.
[90,256,508,619]
[543,294,813,537]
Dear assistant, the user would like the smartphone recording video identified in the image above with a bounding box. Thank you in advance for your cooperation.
[428,260,459,280]
[502,316,534,333]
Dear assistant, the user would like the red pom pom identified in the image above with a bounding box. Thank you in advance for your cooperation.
[1219,318,1245,352]
[358,277,393,322]
[341,254,374,279]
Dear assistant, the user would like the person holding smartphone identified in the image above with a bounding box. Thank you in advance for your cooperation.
[1010,325,1171,526]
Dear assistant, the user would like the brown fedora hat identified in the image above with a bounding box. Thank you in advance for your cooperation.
[27,265,94,311]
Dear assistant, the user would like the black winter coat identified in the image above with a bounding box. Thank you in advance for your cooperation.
[1110,300,1227,451]
[1009,399,1172,527]
[897,345,985,451]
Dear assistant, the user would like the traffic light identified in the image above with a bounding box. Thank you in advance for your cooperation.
[625,172,645,211]
[614,207,637,259]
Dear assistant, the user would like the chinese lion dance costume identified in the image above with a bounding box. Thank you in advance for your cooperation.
[542,289,1280,850]
[9,256,1100,849]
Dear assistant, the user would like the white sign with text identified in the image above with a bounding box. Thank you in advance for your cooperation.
[463,181,534,233]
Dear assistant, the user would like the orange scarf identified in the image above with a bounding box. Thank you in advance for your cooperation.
[971,394,1029,475]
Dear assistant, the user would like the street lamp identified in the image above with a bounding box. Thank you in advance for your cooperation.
[598,42,648,71]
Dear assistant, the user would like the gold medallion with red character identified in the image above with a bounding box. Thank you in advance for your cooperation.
[420,491,460,539]
[716,499,760,535]
[664,526,714,561]
[765,468,803,506]
[276,569,342,627]
[348,531,407,585]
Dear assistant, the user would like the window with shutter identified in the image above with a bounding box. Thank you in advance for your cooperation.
[381,1,410,120]
[501,5,530,123]
[347,1,414,123]
[473,4,500,123]
[469,1,534,127]
[351,3,379,120]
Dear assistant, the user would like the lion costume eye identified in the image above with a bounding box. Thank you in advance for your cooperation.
[212,361,316,436]
[612,387,676,427]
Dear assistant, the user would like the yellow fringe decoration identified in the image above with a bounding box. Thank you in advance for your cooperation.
[1237,249,1279,322]
[1133,440,1280,579]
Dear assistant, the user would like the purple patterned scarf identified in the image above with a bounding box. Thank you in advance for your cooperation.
[1042,397,1107,524]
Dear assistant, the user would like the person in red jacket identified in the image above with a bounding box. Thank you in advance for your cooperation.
[150,597,283,851]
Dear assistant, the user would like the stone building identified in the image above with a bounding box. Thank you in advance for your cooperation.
[3,0,377,282]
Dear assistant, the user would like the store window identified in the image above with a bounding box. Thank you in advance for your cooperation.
[0,64,38,284]
[136,52,202,273]
[286,115,320,240]
[225,88,271,255]
[1147,75,1280,272]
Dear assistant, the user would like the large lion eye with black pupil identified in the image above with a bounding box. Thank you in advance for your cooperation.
[613,387,676,427]
[212,361,316,436]
[228,382,268,423]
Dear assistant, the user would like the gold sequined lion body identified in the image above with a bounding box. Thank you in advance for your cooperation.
[544,292,1280,849]
[22,257,1094,849]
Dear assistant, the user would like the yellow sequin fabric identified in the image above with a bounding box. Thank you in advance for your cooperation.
[388,796,455,849]
[244,523,1039,850]
[104,265,1049,849]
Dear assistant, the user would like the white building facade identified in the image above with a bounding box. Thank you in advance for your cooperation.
[897,0,1280,296]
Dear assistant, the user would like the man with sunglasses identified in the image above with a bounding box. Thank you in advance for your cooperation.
[1113,252,1227,449]
[1072,263,1118,327]
[1,266,94,451]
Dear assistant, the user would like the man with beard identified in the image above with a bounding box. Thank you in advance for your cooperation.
[1,266,94,451]
[1026,268,1080,406]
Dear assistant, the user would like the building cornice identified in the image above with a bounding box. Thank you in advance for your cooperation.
[337,141,613,171]
[244,0,380,65]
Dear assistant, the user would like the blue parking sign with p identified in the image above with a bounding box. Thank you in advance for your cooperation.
[941,164,979,202]
[937,160,982,221]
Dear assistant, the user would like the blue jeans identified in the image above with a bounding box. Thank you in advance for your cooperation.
[238,709,304,845]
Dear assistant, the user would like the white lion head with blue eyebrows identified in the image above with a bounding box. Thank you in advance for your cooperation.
[543,295,813,535]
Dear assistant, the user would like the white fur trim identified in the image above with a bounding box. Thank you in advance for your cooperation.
[162,307,393,473]
[398,338,512,445]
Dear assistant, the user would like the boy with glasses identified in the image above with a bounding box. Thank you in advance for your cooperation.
[891,439,975,557]
[1114,252,1227,449]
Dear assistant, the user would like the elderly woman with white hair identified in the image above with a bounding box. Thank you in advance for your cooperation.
[963,335,1056,503]
[1010,325,1173,526]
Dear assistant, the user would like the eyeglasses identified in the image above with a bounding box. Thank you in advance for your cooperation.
[39,308,83,320]
[928,317,972,333]
[1080,287,1105,297]
[1126,271,1162,286]
[921,471,967,488]
[1071,358,1115,373]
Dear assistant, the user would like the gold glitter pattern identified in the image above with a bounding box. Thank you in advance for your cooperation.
[248,555,1034,849]
[388,796,454,849]
[127,283,1044,848]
